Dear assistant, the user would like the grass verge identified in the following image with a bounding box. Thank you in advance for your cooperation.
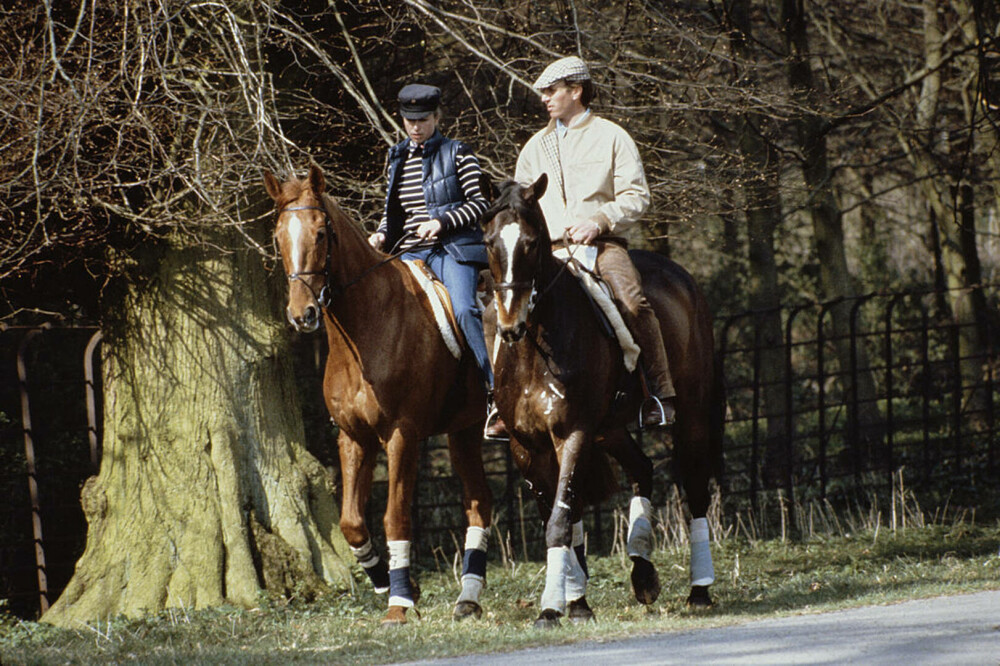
[2,519,998,665]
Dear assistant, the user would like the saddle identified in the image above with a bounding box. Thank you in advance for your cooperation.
[403,259,465,360]
[552,245,640,372]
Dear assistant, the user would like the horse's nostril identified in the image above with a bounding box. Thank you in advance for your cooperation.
[500,325,525,343]
[304,305,318,323]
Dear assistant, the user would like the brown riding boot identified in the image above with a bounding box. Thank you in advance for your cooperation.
[593,242,676,429]
[632,303,677,429]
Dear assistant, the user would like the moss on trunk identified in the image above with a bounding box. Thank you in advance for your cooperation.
[42,233,352,627]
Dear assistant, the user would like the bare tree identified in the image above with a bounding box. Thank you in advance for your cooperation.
[0,1,406,623]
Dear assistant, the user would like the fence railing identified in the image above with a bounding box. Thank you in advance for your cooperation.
[2,287,997,618]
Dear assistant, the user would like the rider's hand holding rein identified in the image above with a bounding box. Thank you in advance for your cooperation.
[416,219,443,241]
[567,219,601,245]
[368,231,385,249]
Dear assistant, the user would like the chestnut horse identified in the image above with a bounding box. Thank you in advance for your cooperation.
[482,175,724,627]
[264,165,493,625]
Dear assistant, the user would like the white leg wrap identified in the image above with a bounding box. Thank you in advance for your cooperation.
[540,546,570,614]
[465,525,490,552]
[350,539,380,568]
[627,496,654,560]
[456,526,490,604]
[350,539,389,593]
[388,540,411,569]
[689,517,715,586]
[388,540,415,608]
[457,576,484,604]
[565,544,587,602]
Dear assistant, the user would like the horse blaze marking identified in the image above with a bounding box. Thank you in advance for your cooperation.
[498,223,520,314]
[287,213,304,274]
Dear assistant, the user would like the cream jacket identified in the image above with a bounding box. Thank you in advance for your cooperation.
[514,113,650,243]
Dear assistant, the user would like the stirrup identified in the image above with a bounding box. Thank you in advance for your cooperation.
[639,396,670,429]
[483,401,509,441]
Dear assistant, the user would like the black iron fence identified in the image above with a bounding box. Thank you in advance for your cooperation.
[2,287,997,618]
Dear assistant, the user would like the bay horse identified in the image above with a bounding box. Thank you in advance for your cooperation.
[263,165,493,625]
[481,174,724,627]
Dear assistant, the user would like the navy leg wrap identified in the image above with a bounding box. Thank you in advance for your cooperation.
[462,548,488,579]
[365,558,390,592]
[389,567,416,604]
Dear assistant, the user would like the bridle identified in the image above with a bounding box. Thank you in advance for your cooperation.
[490,217,576,317]
[277,203,436,311]
[280,205,338,308]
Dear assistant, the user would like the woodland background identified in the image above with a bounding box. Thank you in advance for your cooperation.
[1,0,998,624]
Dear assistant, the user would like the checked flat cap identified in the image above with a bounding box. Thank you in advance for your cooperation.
[532,56,591,90]
[398,84,441,119]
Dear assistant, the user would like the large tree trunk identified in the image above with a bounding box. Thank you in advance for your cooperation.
[42,231,353,627]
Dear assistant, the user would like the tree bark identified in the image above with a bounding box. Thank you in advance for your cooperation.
[42,230,353,626]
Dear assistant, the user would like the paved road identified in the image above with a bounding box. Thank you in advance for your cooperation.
[404,590,1000,665]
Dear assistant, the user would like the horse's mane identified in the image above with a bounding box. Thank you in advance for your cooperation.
[320,192,371,247]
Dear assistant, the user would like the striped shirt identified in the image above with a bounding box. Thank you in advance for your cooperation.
[379,141,488,251]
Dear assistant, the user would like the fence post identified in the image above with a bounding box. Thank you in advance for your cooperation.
[783,304,811,530]
[16,326,50,616]
[950,320,963,476]
[84,330,103,474]
[884,294,905,481]
[987,318,996,474]
[919,299,932,483]
[718,313,749,510]
[816,302,834,500]
[750,311,763,512]
[848,294,874,485]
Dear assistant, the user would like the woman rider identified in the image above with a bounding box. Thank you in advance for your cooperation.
[368,83,507,441]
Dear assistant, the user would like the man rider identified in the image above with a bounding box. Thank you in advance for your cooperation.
[514,56,676,427]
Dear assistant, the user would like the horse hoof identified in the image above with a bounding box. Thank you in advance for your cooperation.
[453,600,483,621]
[630,556,661,605]
[686,585,713,609]
[380,605,415,627]
[533,608,562,629]
[567,597,595,624]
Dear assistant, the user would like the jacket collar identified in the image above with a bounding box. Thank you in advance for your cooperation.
[393,129,445,158]
[540,110,597,137]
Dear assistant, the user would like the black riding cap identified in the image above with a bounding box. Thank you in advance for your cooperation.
[398,84,441,119]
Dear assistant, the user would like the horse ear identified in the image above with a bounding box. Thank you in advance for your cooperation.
[479,172,497,204]
[522,173,548,202]
[308,164,325,195]
[263,170,282,201]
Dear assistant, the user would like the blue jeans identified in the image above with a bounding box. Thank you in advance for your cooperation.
[401,246,493,389]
